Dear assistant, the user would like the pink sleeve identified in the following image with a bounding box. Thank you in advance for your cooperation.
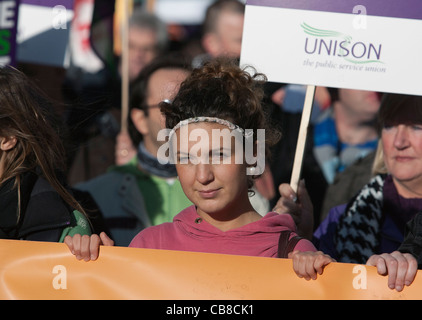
[293,238,317,252]
[128,230,148,248]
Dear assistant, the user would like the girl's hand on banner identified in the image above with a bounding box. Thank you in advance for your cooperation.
[289,250,335,280]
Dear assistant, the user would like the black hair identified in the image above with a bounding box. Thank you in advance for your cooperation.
[128,54,192,146]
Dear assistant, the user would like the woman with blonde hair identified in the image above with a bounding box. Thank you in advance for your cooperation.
[333,93,422,263]
[277,93,422,291]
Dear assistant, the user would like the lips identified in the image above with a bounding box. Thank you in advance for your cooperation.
[198,188,221,199]
[394,156,414,162]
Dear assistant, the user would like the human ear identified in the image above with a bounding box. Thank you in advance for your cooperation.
[0,136,17,151]
[202,33,221,57]
[130,108,148,135]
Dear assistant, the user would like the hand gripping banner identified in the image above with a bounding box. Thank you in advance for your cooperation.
[0,239,421,300]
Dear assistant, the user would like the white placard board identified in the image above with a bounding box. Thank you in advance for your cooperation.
[240,0,422,95]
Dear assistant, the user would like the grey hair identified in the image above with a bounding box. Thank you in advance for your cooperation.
[129,9,169,53]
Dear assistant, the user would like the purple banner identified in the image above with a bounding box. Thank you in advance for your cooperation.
[0,0,20,66]
[20,0,73,9]
[246,0,422,21]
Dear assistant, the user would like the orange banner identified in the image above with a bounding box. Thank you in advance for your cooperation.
[0,239,421,300]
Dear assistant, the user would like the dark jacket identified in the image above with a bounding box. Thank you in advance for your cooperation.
[319,151,375,222]
[0,172,90,242]
[267,99,327,224]
[399,212,422,269]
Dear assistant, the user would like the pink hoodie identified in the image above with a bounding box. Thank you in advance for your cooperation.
[129,206,316,257]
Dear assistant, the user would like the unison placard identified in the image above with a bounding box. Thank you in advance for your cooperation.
[240,0,422,95]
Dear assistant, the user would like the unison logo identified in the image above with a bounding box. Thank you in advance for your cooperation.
[301,22,384,64]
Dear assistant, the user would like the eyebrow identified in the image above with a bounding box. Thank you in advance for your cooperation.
[176,147,233,157]
[176,147,232,153]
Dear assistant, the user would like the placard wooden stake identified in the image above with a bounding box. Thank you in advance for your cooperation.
[290,85,316,193]
[120,0,130,132]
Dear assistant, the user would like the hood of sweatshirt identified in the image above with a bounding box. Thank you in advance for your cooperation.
[129,205,306,258]
[174,205,297,239]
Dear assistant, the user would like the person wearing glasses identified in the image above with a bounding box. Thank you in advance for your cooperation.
[74,55,193,246]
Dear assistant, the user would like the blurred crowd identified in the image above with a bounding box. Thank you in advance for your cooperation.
[2,0,422,293]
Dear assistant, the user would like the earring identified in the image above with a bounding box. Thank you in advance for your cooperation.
[247,166,257,176]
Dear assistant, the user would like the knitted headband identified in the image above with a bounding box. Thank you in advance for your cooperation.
[168,116,253,142]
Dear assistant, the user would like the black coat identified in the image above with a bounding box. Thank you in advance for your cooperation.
[399,212,422,269]
[265,94,327,225]
[0,172,74,241]
[0,171,107,242]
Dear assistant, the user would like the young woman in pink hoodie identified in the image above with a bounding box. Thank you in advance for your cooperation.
[66,58,333,280]
[67,58,417,288]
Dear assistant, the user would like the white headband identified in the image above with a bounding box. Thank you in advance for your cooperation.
[168,117,253,141]
[158,116,265,175]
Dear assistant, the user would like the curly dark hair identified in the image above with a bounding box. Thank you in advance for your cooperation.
[128,54,192,146]
[161,57,280,186]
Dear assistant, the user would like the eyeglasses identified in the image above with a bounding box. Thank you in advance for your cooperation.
[144,103,160,110]
[144,99,172,110]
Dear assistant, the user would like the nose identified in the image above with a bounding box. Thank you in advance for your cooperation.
[195,163,214,185]
[393,125,410,150]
